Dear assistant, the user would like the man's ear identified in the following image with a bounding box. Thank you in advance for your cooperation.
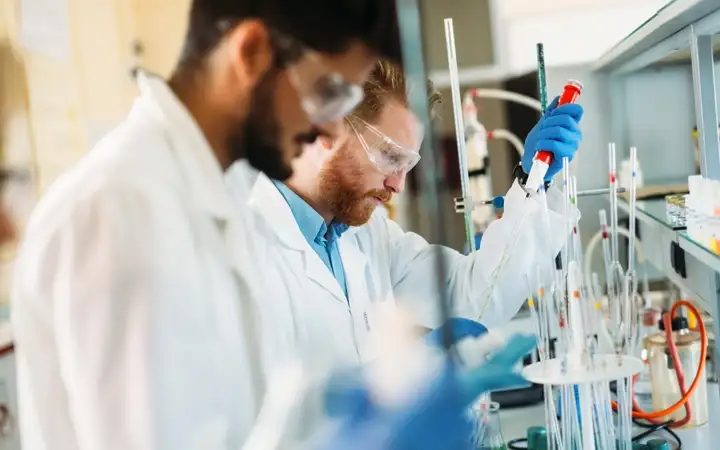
[227,20,273,89]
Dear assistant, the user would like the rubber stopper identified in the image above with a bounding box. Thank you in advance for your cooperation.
[658,316,689,331]
[558,80,583,105]
[526,426,547,450]
[646,439,671,450]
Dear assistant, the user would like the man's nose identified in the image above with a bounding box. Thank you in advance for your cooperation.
[384,171,406,194]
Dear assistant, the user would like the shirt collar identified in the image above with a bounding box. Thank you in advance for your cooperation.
[272,181,349,244]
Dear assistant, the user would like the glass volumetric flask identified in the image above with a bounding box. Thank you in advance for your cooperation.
[475,401,507,450]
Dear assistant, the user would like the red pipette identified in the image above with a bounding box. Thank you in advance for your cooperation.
[524,80,583,191]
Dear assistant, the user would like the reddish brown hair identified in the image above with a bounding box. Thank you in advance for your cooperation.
[352,60,442,123]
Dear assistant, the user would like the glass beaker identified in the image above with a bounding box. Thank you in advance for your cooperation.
[475,401,507,450]
[645,323,708,428]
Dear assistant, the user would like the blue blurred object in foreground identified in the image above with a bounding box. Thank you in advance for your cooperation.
[320,334,535,450]
[424,318,488,348]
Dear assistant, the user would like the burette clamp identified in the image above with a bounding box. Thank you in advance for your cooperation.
[454,195,505,213]
[454,196,474,213]
[520,183,543,200]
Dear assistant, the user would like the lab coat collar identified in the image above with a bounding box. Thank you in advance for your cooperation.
[134,71,240,219]
[251,173,311,251]
[251,173,349,302]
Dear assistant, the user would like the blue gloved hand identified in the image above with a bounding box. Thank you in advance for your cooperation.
[522,96,584,181]
[320,334,535,450]
[423,318,488,348]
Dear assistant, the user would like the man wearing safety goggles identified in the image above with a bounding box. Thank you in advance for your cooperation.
[11,2,414,449]
[241,60,583,358]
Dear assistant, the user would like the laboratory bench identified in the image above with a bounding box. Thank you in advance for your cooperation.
[498,384,720,448]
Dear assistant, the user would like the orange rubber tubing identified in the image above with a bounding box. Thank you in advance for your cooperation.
[610,300,707,426]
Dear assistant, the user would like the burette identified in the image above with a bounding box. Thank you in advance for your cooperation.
[442,31,583,322]
[444,18,476,252]
[447,30,551,249]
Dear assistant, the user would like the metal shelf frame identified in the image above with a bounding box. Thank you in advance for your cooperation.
[595,0,720,383]
[595,0,720,74]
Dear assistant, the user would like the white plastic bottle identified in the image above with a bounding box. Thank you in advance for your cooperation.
[619,157,644,191]
[462,94,494,232]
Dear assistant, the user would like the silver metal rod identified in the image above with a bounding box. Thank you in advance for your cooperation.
[576,187,627,197]
[444,18,476,252]
[467,187,627,211]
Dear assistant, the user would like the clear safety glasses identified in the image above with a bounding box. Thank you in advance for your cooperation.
[286,54,364,125]
[346,116,424,175]
[268,29,364,125]
[214,22,364,125]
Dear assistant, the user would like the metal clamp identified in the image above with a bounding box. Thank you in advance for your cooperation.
[454,196,474,213]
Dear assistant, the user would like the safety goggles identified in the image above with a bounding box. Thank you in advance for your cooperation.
[214,21,364,124]
[268,29,364,125]
[346,115,424,175]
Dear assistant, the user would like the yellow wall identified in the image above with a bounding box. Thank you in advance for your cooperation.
[0,0,191,193]
[0,0,34,174]
[0,0,191,303]
[131,0,190,77]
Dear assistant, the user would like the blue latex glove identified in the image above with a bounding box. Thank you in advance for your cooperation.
[522,96,584,181]
[423,318,488,348]
[320,334,535,450]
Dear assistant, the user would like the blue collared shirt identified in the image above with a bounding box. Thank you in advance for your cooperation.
[273,181,349,298]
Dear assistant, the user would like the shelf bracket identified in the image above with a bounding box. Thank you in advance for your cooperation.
[690,28,720,180]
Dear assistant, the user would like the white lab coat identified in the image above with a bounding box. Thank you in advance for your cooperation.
[228,168,577,365]
[11,73,300,450]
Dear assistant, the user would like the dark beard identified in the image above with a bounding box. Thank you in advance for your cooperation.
[227,67,293,181]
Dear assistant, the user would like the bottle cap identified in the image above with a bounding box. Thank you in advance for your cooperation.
[658,316,689,331]
[632,443,650,450]
[526,426,547,450]
[646,438,671,450]
[565,79,584,92]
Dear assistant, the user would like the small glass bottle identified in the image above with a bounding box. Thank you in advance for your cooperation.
[475,401,507,450]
